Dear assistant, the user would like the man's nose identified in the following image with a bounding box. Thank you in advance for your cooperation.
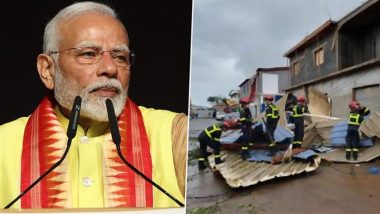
[96,51,118,77]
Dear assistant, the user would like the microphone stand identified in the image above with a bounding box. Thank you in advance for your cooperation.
[115,144,185,207]
[4,139,74,209]
[4,96,82,209]
[105,99,184,207]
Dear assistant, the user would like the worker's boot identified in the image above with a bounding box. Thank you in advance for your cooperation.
[267,142,277,157]
[292,141,302,149]
[241,146,251,160]
[268,148,277,157]
[215,157,224,165]
[198,159,207,170]
[352,149,359,160]
[345,149,351,160]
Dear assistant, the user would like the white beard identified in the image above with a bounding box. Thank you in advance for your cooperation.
[54,68,128,122]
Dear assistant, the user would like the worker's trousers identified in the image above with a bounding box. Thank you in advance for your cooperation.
[241,124,252,146]
[346,126,360,149]
[292,117,304,148]
[266,118,278,145]
[198,132,220,161]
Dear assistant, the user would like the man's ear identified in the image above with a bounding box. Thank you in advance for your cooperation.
[37,54,55,90]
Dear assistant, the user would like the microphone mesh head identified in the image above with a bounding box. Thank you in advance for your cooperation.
[106,98,121,144]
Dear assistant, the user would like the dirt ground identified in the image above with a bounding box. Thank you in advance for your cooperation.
[187,118,380,214]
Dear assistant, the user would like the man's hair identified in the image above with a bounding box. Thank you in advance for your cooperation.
[43,1,122,54]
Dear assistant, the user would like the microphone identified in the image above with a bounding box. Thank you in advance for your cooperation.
[105,99,121,145]
[4,96,82,209]
[67,96,82,139]
[105,99,184,207]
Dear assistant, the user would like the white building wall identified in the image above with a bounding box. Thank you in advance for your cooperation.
[307,67,380,118]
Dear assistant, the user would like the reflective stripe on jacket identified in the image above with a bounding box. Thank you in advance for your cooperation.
[291,105,304,118]
[205,125,222,141]
[266,104,279,119]
[348,113,360,126]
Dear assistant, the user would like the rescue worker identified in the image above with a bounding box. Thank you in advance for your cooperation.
[357,102,371,116]
[290,96,309,148]
[197,122,229,170]
[239,97,253,160]
[264,95,280,156]
[346,101,370,160]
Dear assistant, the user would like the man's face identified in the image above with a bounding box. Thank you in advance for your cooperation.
[54,13,130,122]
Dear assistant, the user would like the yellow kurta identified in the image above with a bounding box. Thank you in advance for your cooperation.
[0,106,184,208]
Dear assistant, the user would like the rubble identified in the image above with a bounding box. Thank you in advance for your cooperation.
[196,87,380,188]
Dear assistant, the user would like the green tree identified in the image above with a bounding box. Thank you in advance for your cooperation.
[207,96,225,103]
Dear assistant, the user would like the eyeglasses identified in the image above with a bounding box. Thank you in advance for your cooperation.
[49,46,135,69]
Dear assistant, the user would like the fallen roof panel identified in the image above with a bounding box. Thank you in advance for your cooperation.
[307,86,332,123]
[320,139,380,163]
[360,111,380,138]
[208,151,321,188]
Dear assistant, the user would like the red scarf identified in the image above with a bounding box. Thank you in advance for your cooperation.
[20,96,153,208]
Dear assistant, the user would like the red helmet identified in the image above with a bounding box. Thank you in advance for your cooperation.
[239,97,250,104]
[348,100,359,110]
[223,119,238,129]
[297,96,306,103]
[264,95,274,101]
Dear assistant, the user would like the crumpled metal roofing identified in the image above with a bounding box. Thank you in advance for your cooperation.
[330,121,373,147]
[360,111,380,138]
[208,151,321,188]
[320,138,380,163]
[220,124,293,144]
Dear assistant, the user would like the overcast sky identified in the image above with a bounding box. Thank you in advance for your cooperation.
[190,0,366,107]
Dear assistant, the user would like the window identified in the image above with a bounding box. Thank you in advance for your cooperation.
[314,47,324,66]
[292,61,300,75]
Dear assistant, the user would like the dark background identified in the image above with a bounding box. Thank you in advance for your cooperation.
[0,0,192,125]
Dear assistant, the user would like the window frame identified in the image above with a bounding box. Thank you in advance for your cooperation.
[313,43,326,67]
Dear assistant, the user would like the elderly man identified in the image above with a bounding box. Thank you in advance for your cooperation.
[0,1,186,209]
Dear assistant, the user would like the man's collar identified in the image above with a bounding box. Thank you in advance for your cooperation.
[55,105,109,137]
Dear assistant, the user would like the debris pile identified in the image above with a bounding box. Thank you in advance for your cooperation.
[207,86,380,187]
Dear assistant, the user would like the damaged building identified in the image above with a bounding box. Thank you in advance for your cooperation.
[284,0,380,118]
[205,0,380,188]
[239,67,290,118]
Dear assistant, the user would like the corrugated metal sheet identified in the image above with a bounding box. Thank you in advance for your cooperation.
[320,139,380,163]
[208,151,321,188]
[330,121,373,147]
[220,124,294,144]
[315,119,342,141]
[360,111,380,138]
[307,86,332,123]
[276,93,289,128]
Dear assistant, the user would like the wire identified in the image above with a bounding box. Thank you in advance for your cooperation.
[322,0,332,20]
[116,144,184,207]
[187,189,231,199]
